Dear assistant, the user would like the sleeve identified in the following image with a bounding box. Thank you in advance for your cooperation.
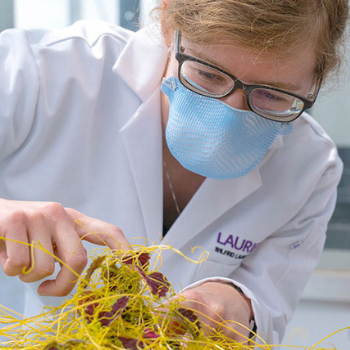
[229,154,343,345]
[0,28,39,161]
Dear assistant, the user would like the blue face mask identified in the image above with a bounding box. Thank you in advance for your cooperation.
[161,76,292,180]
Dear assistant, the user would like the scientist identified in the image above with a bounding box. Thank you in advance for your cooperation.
[0,0,348,345]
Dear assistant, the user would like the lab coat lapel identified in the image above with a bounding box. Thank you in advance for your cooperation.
[119,88,163,245]
[113,24,168,103]
[163,168,262,250]
[115,25,168,244]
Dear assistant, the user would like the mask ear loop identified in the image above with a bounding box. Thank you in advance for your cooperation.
[162,76,177,92]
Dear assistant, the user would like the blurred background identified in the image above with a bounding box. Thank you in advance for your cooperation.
[0,0,349,348]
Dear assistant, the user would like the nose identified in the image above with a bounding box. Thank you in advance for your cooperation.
[220,89,250,111]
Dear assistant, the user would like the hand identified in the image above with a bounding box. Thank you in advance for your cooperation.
[178,281,254,342]
[0,199,130,297]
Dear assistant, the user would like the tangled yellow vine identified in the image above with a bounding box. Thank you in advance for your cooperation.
[0,242,348,350]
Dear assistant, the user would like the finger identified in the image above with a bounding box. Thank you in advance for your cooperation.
[67,209,131,251]
[0,223,31,277]
[18,225,55,283]
[37,223,88,297]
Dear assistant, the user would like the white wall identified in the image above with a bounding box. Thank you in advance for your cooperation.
[283,250,350,349]
[14,0,120,29]
[14,0,71,28]
[79,0,118,25]
[313,54,350,147]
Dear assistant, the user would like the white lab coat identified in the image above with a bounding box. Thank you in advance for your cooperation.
[0,21,342,346]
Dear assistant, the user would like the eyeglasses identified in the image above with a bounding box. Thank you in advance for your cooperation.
[175,30,321,122]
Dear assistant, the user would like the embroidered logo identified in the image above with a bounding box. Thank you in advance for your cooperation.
[215,232,258,259]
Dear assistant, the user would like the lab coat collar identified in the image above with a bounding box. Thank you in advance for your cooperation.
[163,168,262,250]
[113,24,168,102]
[116,24,167,244]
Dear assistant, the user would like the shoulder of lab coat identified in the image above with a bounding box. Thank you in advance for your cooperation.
[0,20,134,161]
[0,20,167,235]
[184,112,343,346]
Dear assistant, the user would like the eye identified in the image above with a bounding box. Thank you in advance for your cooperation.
[196,69,223,81]
[251,88,300,114]
[257,89,287,102]
[181,60,234,95]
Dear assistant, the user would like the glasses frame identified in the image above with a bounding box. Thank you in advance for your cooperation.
[174,30,321,122]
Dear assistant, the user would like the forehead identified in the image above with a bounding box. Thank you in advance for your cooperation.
[181,37,317,93]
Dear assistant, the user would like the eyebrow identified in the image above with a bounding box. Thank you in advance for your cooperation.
[184,45,303,92]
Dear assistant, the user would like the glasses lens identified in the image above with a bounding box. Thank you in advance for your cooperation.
[180,60,234,97]
[250,88,305,119]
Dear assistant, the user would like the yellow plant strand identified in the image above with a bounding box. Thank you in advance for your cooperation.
[22,241,36,274]
[75,220,120,249]
[0,239,347,350]
[0,304,26,319]
[307,327,350,350]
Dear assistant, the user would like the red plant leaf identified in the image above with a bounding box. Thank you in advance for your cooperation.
[83,295,99,323]
[118,337,141,350]
[98,296,129,326]
[178,308,198,323]
[177,308,201,335]
[122,252,150,268]
[85,302,98,316]
[43,341,62,350]
[122,255,134,266]
[137,268,170,297]
[143,328,160,339]
[138,252,151,268]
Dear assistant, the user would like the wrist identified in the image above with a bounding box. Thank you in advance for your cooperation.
[213,281,256,335]
[230,283,257,337]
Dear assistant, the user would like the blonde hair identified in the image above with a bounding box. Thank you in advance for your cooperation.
[160,0,349,80]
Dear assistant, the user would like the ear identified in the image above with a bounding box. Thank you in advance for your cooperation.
[160,0,174,47]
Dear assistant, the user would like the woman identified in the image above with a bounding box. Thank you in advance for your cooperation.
[0,0,348,345]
